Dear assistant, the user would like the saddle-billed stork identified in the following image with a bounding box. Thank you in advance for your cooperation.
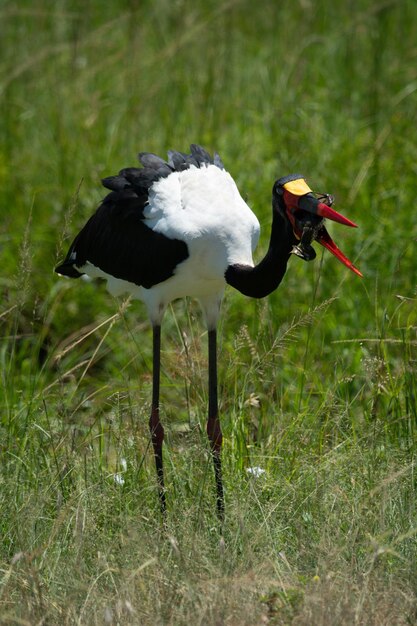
[56,144,361,520]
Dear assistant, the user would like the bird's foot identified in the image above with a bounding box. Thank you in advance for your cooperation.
[291,242,317,261]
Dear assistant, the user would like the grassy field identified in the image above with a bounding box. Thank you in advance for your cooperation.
[1,0,417,623]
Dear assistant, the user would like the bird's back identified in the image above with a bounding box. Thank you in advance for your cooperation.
[145,163,260,267]
[56,146,260,309]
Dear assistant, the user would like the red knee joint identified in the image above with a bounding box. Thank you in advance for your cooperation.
[207,416,222,452]
[149,407,164,447]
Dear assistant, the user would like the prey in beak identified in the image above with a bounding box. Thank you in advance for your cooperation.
[277,175,362,277]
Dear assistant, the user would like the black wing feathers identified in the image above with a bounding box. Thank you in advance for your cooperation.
[58,192,188,288]
[102,175,130,192]
[167,151,189,171]
[190,144,212,166]
[55,145,223,288]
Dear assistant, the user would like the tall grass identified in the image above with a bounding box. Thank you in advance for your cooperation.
[1,0,417,623]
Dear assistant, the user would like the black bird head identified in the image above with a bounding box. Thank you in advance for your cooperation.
[273,174,362,277]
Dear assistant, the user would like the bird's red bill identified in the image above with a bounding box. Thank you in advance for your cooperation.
[315,202,358,228]
[316,227,363,277]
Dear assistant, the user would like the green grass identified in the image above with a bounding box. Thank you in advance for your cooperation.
[1,0,417,623]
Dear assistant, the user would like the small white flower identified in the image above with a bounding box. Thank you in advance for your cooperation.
[113,458,127,485]
[246,466,266,477]
[113,473,125,486]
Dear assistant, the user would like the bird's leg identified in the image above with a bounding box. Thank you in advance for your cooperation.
[207,328,224,521]
[149,324,166,515]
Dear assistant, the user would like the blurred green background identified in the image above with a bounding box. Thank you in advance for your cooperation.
[1,1,417,624]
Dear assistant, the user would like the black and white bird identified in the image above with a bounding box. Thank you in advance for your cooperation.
[56,144,361,519]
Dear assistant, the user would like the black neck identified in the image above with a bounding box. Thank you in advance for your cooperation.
[225,206,296,299]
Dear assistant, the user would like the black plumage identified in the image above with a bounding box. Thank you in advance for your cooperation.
[55,189,189,289]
